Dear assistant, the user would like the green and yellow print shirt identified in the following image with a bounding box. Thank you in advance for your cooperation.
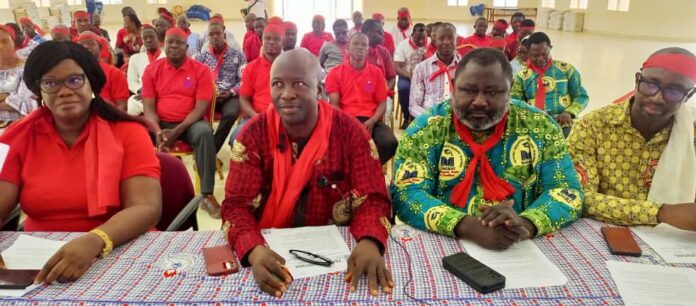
[511,60,589,117]
[390,100,583,237]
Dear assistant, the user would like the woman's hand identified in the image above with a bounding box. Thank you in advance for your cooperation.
[34,233,104,284]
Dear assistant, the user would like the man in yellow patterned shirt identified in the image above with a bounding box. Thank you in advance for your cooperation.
[568,47,696,230]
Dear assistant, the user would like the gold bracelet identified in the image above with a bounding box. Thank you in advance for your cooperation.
[89,228,113,258]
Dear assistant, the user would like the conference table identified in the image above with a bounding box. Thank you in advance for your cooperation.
[0,218,692,305]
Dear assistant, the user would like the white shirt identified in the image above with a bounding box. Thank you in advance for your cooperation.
[127,50,165,93]
[391,24,411,47]
[394,38,428,76]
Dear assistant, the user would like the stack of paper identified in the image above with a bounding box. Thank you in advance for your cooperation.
[460,239,568,289]
[607,261,696,306]
[1,235,67,270]
[632,224,696,264]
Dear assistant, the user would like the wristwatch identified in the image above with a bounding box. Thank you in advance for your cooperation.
[89,228,114,258]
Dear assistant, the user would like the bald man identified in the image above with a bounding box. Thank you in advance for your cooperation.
[222,48,393,298]
[350,11,363,37]
[300,15,334,56]
[50,25,72,42]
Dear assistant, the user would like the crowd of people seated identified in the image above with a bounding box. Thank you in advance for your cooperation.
[0,5,694,299]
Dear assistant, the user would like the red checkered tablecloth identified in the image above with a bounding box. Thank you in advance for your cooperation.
[0,219,692,305]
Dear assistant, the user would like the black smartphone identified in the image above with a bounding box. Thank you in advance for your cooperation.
[0,269,39,289]
[442,252,505,294]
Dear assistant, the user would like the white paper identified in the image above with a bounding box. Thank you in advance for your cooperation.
[0,284,40,298]
[262,225,351,279]
[460,239,568,289]
[0,143,9,173]
[632,224,696,264]
[607,261,696,306]
[1,235,68,270]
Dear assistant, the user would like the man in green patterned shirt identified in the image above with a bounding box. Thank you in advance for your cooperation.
[391,48,583,250]
[511,32,588,137]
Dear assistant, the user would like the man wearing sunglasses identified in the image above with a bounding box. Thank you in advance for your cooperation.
[568,47,696,230]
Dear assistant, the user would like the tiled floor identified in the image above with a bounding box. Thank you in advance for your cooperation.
[101,21,696,230]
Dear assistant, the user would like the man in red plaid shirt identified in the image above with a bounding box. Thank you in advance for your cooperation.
[221,49,393,298]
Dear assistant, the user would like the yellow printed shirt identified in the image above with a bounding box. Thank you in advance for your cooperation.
[390,100,583,238]
[511,60,589,117]
[567,99,696,225]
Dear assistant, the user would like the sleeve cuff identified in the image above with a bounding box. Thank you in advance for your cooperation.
[230,229,266,267]
[519,208,555,237]
[350,218,390,255]
[426,206,467,238]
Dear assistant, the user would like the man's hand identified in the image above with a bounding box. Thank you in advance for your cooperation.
[554,112,573,127]
[156,129,180,152]
[363,119,377,134]
[248,246,293,298]
[345,239,393,296]
[456,215,525,250]
[479,200,536,239]
[34,233,103,284]
[217,91,232,103]
[658,203,696,231]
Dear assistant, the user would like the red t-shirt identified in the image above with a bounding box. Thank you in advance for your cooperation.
[243,35,262,62]
[325,62,387,118]
[300,32,334,56]
[0,117,160,232]
[465,34,494,47]
[141,57,214,122]
[366,45,396,81]
[239,55,273,113]
[243,30,255,44]
[99,62,130,105]
[383,32,395,56]
[115,28,128,49]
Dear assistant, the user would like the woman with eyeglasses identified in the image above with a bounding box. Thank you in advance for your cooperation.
[568,47,696,231]
[0,41,162,284]
[0,25,37,132]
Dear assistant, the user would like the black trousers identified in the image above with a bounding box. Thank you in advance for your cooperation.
[214,97,241,152]
[356,116,398,165]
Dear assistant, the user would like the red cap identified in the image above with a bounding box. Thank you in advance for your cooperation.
[73,10,90,20]
[312,15,325,22]
[18,17,33,25]
[141,24,155,30]
[284,21,297,31]
[263,23,285,38]
[493,20,509,30]
[165,27,187,39]
[159,12,174,25]
[0,25,16,42]
[268,16,283,24]
[372,13,385,21]
[50,25,70,36]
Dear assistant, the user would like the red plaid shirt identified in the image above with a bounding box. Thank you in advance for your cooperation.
[222,107,391,265]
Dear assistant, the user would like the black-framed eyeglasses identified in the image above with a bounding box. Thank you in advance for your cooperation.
[38,74,86,94]
[289,249,334,267]
[636,73,694,104]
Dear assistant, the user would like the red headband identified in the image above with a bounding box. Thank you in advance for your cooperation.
[284,21,297,31]
[520,26,535,31]
[397,10,410,18]
[50,26,70,36]
[312,15,324,22]
[263,23,285,38]
[643,53,696,83]
[74,10,90,20]
[77,32,101,43]
[165,27,187,39]
[209,16,224,25]
[18,17,32,25]
[372,13,385,21]
[494,21,509,30]
[0,25,16,41]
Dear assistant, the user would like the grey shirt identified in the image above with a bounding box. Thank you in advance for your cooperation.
[318,41,346,73]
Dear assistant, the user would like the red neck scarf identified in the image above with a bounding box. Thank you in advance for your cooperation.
[450,113,514,207]
[210,43,228,78]
[425,42,437,58]
[259,102,334,228]
[408,37,420,50]
[428,58,456,93]
[0,108,124,216]
[146,48,161,63]
[398,23,410,39]
[526,58,553,110]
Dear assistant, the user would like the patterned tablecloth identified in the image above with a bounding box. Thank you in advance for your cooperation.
[0,218,692,305]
